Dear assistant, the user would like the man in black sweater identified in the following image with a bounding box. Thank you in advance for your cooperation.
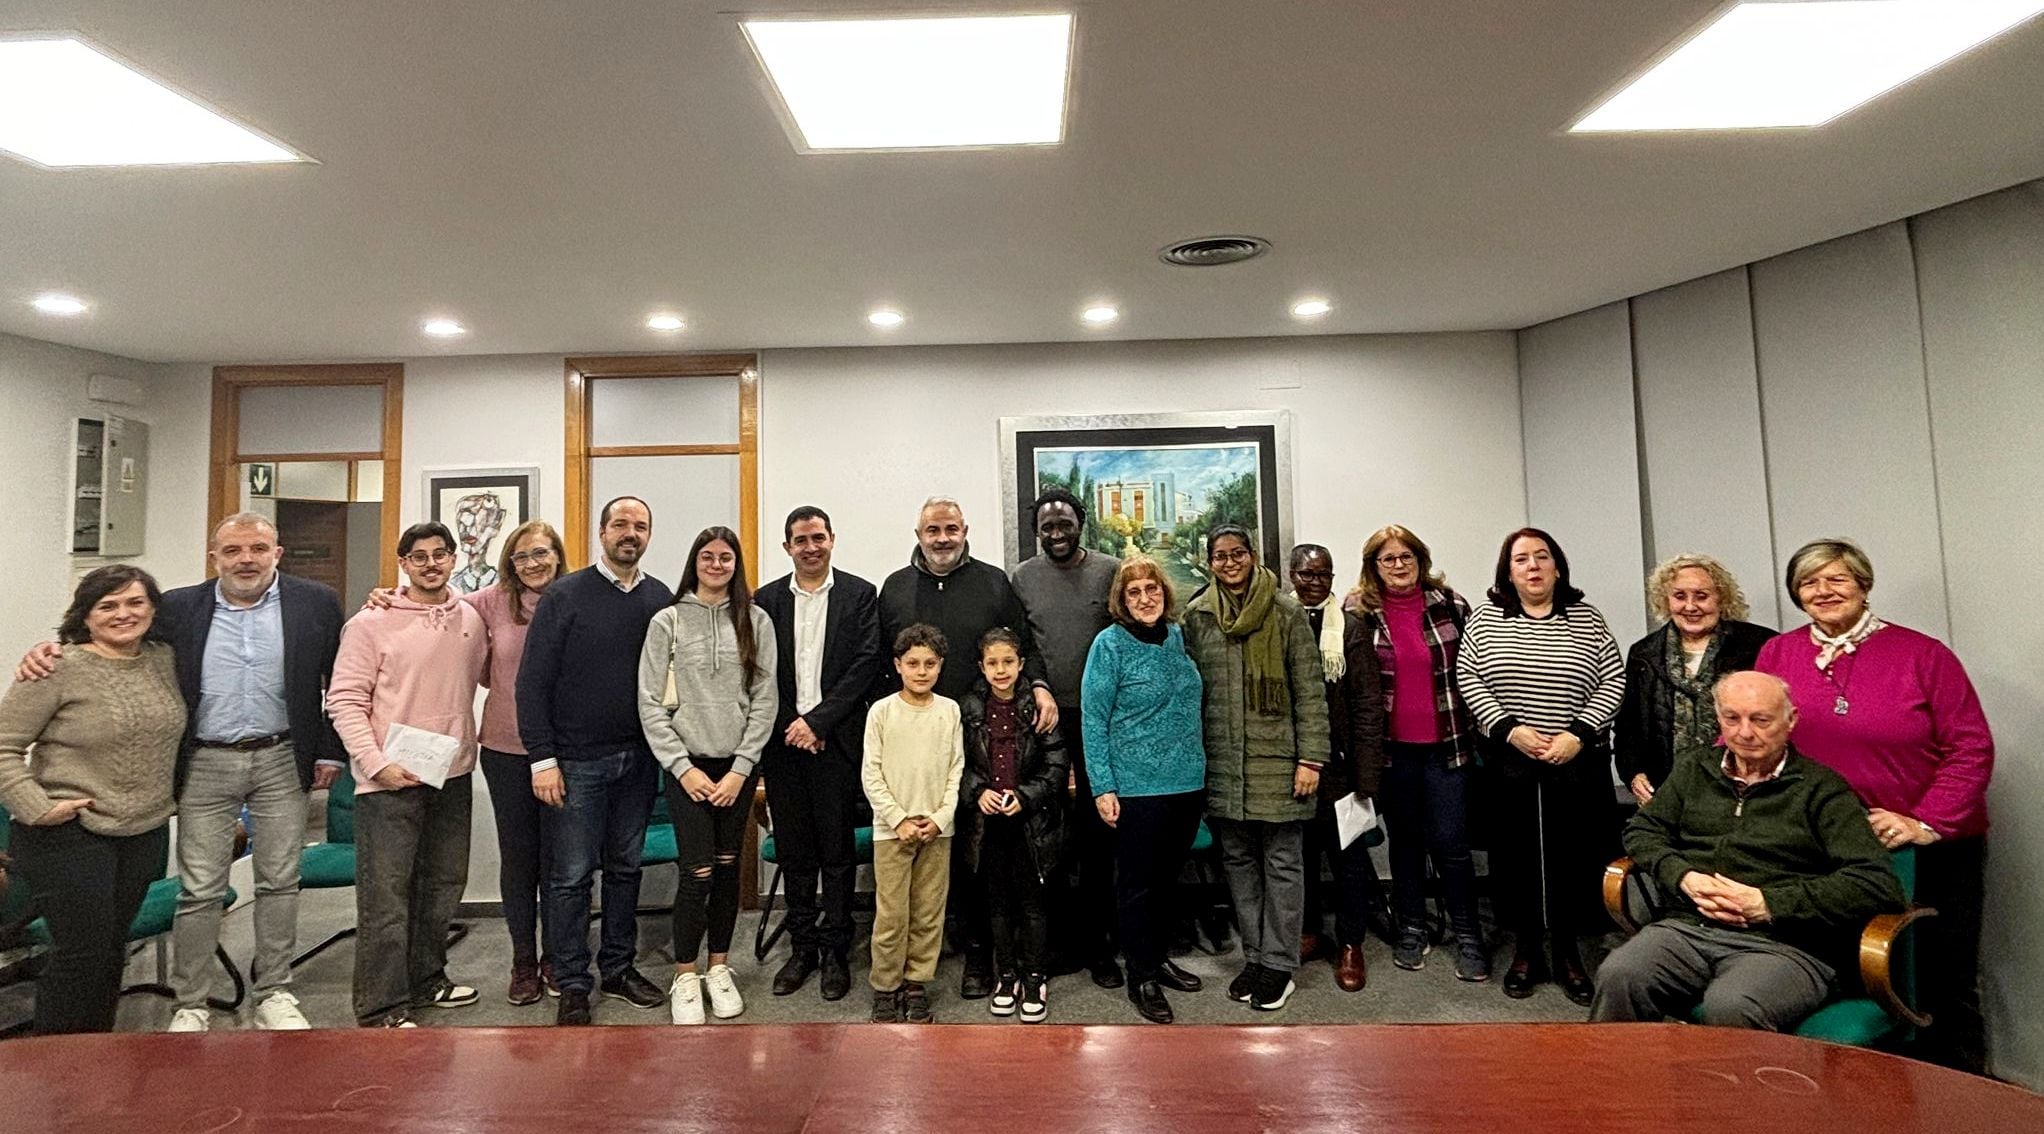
[754,506,883,1002]
[517,497,672,1025]
[1591,671,1903,1031]
[879,496,1054,1000]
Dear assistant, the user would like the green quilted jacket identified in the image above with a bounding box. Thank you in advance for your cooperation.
[1182,591,1330,822]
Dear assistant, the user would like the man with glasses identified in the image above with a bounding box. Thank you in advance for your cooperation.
[516,496,673,1025]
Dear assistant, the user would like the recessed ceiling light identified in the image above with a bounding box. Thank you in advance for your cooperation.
[1291,298,1332,318]
[0,37,303,167]
[742,14,1074,151]
[867,309,906,328]
[422,318,466,337]
[1572,1,2044,132]
[1080,305,1119,326]
[646,314,686,331]
[32,293,88,315]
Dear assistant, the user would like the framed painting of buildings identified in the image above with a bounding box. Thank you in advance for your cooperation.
[999,411,1294,593]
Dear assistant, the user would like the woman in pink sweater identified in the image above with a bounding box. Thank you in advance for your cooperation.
[1755,537,1995,1072]
[328,522,487,1028]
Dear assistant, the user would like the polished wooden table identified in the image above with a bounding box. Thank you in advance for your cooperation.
[4,1023,2037,1133]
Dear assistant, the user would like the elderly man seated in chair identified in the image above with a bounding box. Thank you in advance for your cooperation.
[1591,671,1903,1031]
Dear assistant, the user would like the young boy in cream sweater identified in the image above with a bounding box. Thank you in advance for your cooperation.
[862,624,964,1024]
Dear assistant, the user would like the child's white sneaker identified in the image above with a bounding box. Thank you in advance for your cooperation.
[670,972,706,1025]
[989,974,1019,1017]
[704,963,745,1019]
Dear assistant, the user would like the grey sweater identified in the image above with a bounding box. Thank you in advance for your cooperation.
[1011,550,1121,708]
[637,594,779,779]
[0,644,183,837]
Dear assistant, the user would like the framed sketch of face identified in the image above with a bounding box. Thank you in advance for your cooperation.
[422,467,540,593]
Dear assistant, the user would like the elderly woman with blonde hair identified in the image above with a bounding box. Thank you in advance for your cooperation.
[1613,554,1775,805]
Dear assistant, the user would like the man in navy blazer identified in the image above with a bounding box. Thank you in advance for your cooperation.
[752,505,883,1002]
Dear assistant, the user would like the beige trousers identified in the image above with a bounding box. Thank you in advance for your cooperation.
[869,835,952,992]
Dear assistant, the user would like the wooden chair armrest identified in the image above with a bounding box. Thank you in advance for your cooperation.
[1861,906,1937,1029]
[1603,856,1639,934]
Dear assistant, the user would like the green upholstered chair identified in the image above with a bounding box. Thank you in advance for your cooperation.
[751,787,874,961]
[1603,847,1935,1047]
[293,768,360,967]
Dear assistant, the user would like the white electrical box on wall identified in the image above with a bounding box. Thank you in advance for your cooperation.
[71,415,150,557]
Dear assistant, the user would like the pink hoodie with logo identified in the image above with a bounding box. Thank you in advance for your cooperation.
[327,590,488,795]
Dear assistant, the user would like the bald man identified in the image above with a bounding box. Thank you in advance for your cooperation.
[1591,671,1904,1031]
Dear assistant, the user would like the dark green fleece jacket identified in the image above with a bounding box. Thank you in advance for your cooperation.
[1624,743,1904,970]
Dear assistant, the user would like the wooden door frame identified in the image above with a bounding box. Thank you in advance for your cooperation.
[210,364,405,586]
[563,353,762,580]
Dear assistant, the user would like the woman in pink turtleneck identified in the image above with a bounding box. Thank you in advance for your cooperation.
[1755,537,1995,1073]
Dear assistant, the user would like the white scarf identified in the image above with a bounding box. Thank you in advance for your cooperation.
[1810,607,1884,671]
[1306,595,1345,681]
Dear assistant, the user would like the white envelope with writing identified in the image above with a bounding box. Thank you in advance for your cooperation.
[382,723,461,789]
[1334,792,1380,850]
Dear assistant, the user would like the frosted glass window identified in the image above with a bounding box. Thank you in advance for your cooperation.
[589,376,740,448]
[588,454,741,589]
[354,460,384,502]
[238,385,384,454]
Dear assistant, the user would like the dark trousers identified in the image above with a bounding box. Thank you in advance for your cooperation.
[9,821,167,1035]
[1113,790,1204,983]
[949,806,990,972]
[1914,836,1986,1073]
[1382,742,1481,940]
[1302,797,1384,946]
[982,815,1049,976]
[1493,753,1606,949]
[761,744,859,958]
[663,758,760,964]
[353,774,473,1025]
[1058,722,1118,965]
[541,748,658,996]
[480,749,549,967]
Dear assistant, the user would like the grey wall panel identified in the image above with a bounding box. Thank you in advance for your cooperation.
[1912,180,2044,1090]
[1749,223,1948,637]
[1631,268,1782,628]
[1518,302,1648,646]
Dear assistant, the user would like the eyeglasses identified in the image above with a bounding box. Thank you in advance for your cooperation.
[1376,553,1417,567]
[509,549,554,566]
[1210,549,1254,565]
[404,550,453,566]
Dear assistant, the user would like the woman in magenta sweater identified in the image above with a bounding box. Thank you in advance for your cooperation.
[1343,525,1488,983]
[1755,537,1995,1072]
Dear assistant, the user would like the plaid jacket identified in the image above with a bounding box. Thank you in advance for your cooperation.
[1353,586,1481,769]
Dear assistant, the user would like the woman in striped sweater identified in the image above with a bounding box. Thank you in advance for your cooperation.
[1455,528,1624,1005]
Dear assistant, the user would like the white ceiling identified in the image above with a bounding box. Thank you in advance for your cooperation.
[3,1,2042,364]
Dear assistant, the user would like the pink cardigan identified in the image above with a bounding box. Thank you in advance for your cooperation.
[1754,622,1995,838]
[463,585,539,755]
[328,592,488,795]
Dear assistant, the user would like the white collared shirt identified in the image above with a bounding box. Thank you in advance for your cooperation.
[791,570,836,715]
[1721,748,1789,787]
[596,555,644,593]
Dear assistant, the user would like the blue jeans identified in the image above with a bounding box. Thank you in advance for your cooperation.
[1383,742,1480,941]
[540,748,658,996]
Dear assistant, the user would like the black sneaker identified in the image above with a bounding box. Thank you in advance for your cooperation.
[600,967,667,1009]
[1250,967,1296,1012]
[989,974,1020,1017]
[819,952,852,1002]
[1393,927,1431,971]
[870,988,902,1023]
[1453,937,1492,983]
[1228,963,1266,1003]
[901,982,933,1024]
[1019,974,1048,1023]
[773,951,819,997]
[959,957,994,1000]
[556,990,592,1026]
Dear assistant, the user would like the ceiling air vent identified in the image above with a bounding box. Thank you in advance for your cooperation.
[1159,235,1271,268]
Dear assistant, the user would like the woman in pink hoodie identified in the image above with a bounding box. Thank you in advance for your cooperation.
[328,521,487,1028]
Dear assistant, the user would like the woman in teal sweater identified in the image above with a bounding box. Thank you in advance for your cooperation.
[1081,557,1207,1024]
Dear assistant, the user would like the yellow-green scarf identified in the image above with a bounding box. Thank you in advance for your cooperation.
[1196,566,1290,717]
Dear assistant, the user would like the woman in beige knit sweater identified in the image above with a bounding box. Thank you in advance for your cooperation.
[0,565,184,1034]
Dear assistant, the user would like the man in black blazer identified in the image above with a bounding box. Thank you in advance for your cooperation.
[752,505,883,1002]
[24,512,346,1031]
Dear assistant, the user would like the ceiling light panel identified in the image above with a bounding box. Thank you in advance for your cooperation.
[1572,1,2044,132]
[742,14,1074,151]
[0,37,302,167]
[32,293,88,315]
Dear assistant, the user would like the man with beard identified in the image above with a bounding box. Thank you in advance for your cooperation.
[753,506,883,1002]
[880,496,1053,1000]
[1010,487,1123,988]
[517,496,673,1025]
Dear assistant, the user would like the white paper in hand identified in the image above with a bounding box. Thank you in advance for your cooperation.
[1334,792,1379,850]
[382,723,461,789]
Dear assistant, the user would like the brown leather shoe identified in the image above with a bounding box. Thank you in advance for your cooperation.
[1336,944,1368,992]
[1300,933,1329,963]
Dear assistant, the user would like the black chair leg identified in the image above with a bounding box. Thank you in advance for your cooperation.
[208,945,246,1012]
[752,866,786,962]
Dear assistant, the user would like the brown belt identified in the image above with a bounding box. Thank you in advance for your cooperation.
[198,731,291,751]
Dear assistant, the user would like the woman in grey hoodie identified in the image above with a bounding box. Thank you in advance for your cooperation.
[638,526,778,1024]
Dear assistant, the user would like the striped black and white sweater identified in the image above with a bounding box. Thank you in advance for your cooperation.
[1454,602,1625,742]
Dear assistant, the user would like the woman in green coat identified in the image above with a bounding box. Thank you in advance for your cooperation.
[1182,524,1330,1013]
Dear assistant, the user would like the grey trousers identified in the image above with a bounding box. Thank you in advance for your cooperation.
[172,740,307,1010]
[1590,920,1836,1031]
[1209,816,1307,974]
[352,774,472,1025]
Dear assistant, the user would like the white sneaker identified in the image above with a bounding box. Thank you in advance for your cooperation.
[167,1007,210,1033]
[670,972,706,1025]
[253,991,312,1031]
[704,964,745,1019]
